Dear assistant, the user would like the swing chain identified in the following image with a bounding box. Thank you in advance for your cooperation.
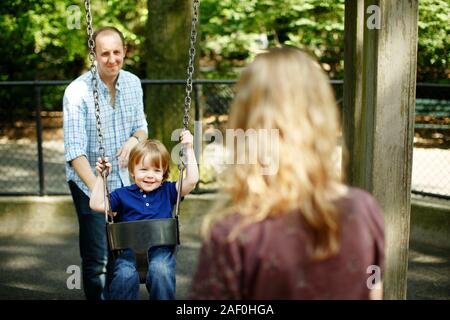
[183,0,200,131]
[84,0,105,161]
[175,0,200,220]
[85,0,112,223]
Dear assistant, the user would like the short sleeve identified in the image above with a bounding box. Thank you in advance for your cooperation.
[109,189,123,213]
[131,78,148,134]
[166,181,183,205]
[63,83,88,163]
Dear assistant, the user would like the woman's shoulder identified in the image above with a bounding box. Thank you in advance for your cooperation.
[337,187,384,231]
[345,187,382,209]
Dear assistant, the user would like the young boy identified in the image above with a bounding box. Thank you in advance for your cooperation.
[90,130,199,300]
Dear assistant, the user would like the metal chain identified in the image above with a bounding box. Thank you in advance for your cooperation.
[84,0,112,222]
[84,0,105,160]
[183,0,200,130]
[176,0,200,218]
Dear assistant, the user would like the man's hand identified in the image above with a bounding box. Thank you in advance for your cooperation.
[116,137,139,168]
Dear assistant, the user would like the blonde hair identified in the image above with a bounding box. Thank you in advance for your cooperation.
[128,139,170,181]
[203,47,346,260]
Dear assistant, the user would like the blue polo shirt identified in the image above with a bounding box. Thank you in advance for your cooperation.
[109,181,181,222]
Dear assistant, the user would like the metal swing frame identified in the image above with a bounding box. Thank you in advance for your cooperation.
[84,0,200,283]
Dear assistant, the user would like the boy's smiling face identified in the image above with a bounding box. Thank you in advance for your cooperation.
[131,155,164,192]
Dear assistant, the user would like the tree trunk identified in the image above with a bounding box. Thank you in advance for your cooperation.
[144,0,197,152]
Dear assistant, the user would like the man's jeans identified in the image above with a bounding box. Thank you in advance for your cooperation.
[69,181,110,300]
[109,247,176,300]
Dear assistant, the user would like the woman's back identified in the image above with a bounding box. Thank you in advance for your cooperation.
[190,47,385,300]
[190,187,384,300]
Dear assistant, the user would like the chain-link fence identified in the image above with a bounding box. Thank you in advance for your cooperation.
[0,82,68,195]
[0,80,448,199]
[412,84,450,199]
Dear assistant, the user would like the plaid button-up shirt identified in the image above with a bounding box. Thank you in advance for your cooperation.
[63,70,148,197]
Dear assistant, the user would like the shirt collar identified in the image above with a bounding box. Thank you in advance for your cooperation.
[115,71,122,91]
[127,182,165,194]
[95,70,122,94]
[128,183,140,191]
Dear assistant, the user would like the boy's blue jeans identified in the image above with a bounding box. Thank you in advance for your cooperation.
[109,247,176,300]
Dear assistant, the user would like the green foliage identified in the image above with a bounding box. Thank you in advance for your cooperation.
[199,0,448,82]
[417,0,450,83]
[0,0,448,83]
[0,0,147,82]
[0,0,147,112]
[199,0,346,78]
[0,0,83,80]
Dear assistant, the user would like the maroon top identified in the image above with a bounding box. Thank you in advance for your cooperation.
[189,188,384,300]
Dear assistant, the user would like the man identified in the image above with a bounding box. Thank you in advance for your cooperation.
[63,26,148,300]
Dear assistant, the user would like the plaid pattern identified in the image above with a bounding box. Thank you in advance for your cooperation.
[63,70,148,196]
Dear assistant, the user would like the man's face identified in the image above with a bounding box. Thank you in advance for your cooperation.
[95,31,126,80]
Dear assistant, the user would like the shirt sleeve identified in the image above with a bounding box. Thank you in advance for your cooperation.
[131,80,148,135]
[109,189,123,214]
[167,181,183,205]
[63,83,88,163]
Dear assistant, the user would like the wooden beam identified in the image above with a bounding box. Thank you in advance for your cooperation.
[343,0,366,185]
[343,0,419,299]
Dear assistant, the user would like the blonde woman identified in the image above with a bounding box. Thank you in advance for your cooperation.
[190,47,384,300]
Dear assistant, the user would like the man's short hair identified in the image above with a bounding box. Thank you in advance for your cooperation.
[93,26,126,47]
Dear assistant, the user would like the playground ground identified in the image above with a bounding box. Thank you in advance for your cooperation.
[0,194,448,300]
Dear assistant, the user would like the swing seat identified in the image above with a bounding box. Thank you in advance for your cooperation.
[107,217,180,283]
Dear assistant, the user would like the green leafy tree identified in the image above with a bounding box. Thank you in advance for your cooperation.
[199,0,345,79]
[417,0,449,83]
[199,0,448,82]
[0,0,448,83]
[0,0,147,81]
[0,0,147,112]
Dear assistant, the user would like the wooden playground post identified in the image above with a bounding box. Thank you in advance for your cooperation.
[343,0,419,299]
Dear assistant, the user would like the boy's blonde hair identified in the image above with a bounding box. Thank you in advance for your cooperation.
[204,47,346,260]
[128,139,171,180]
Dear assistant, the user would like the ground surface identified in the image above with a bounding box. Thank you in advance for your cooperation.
[0,195,448,300]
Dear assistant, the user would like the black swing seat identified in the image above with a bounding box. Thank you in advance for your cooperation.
[107,217,180,283]
[107,217,179,252]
